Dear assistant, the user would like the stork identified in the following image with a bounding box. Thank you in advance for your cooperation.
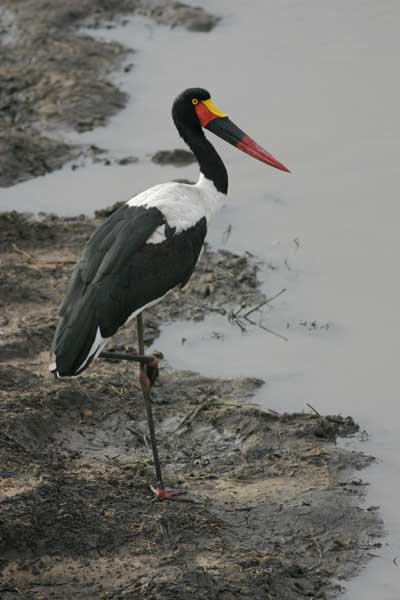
[50,87,289,500]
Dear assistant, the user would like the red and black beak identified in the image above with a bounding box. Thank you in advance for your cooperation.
[195,99,290,173]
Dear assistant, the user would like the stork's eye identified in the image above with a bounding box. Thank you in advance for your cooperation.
[192,98,199,105]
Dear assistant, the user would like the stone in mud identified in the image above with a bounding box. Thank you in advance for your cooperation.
[142,1,220,31]
[152,148,196,166]
[117,155,139,166]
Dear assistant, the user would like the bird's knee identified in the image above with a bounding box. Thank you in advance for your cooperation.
[139,370,151,392]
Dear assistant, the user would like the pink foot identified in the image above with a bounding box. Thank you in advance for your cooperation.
[150,485,186,501]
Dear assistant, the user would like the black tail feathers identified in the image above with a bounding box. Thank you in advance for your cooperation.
[50,290,101,377]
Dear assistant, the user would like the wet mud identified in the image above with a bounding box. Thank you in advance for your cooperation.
[0,212,382,599]
[0,0,218,187]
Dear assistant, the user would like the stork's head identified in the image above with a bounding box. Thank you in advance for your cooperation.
[172,87,290,173]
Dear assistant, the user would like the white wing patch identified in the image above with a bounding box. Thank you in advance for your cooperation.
[127,173,224,232]
[146,224,167,245]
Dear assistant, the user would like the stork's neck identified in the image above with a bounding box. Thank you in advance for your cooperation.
[182,128,228,195]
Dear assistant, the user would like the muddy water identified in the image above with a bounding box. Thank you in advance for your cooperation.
[1,0,400,596]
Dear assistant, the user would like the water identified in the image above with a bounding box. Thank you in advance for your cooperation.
[1,1,400,596]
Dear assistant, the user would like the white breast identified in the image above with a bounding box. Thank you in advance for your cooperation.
[127,173,225,233]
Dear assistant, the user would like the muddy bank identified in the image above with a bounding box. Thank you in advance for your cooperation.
[0,0,218,187]
[0,212,382,598]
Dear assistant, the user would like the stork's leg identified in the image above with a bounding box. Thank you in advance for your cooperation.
[136,313,184,501]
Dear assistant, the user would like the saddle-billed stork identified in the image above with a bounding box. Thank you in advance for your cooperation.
[50,87,289,500]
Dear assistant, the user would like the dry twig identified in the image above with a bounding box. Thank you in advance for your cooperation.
[306,403,321,417]
[174,397,213,434]
[241,287,287,319]
[12,243,75,267]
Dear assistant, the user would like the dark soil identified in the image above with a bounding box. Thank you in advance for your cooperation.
[0,0,219,187]
[0,212,382,599]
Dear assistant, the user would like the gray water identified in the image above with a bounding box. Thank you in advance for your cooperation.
[1,1,400,596]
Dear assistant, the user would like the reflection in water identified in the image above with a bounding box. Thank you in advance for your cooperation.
[1,2,400,597]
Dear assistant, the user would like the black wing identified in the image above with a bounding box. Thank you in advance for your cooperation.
[51,203,207,376]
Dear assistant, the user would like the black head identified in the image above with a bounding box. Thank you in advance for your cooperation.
[171,87,290,176]
[172,87,211,136]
